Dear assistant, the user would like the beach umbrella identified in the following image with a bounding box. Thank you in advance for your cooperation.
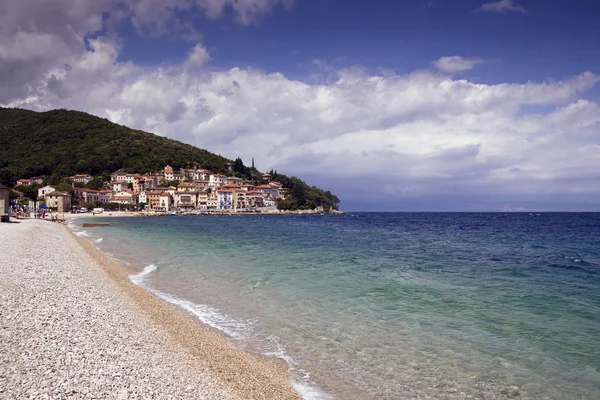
[39,205,48,209]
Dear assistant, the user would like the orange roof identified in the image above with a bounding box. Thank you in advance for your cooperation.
[160,192,170,196]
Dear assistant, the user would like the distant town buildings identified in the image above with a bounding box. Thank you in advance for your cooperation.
[11,165,288,213]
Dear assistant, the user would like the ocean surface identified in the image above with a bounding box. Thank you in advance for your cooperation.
[70,213,600,399]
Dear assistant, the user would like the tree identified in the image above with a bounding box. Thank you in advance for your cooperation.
[18,184,39,200]
[85,177,105,191]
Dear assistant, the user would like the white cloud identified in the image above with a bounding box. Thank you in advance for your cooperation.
[185,44,211,68]
[433,56,484,73]
[477,0,527,14]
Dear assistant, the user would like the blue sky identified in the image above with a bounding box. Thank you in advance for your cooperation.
[116,0,600,84]
[2,0,600,211]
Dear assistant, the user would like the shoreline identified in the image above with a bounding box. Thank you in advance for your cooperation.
[15,209,346,222]
[0,219,301,399]
[68,225,303,399]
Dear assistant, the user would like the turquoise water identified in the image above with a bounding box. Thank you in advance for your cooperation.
[72,213,600,399]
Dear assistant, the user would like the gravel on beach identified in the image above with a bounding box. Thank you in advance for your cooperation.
[0,219,300,399]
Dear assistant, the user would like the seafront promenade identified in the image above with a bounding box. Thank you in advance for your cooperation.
[0,220,300,399]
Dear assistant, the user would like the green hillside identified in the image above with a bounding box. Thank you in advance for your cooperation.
[0,108,340,210]
[0,108,231,181]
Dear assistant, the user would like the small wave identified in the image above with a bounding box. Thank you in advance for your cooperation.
[74,230,90,237]
[67,220,77,229]
[130,264,158,285]
[547,263,597,275]
[94,238,103,243]
[291,380,335,400]
[156,293,254,340]
[266,336,334,400]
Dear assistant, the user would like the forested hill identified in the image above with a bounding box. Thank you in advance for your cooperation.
[0,108,231,181]
[0,108,340,210]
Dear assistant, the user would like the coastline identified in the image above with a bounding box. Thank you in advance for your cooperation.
[0,219,301,399]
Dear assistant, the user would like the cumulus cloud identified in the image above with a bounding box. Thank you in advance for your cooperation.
[185,44,211,68]
[2,0,600,210]
[433,56,484,73]
[477,0,527,14]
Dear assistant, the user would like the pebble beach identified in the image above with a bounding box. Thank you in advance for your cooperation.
[0,219,301,399]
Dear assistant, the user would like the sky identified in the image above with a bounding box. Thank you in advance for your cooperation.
[1,0,600,211]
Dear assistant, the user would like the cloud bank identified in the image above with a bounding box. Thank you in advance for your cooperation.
[1,0,599,210]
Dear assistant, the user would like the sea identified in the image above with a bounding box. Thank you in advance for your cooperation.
[69,213,600,399]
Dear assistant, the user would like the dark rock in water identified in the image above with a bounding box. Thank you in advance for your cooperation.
[500,387,521,398]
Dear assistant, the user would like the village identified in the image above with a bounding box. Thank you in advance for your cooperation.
[3,165,309,216]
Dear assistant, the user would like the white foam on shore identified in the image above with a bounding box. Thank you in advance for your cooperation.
[130,264,158,285]
[94,238,104,243]
[129,263,334,399]
[129,264,252,339]
[74,230,90,237]
[291,381,335,400]
[266,336,334,400]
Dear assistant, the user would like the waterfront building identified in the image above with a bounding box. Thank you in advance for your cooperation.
[45,192,72,212]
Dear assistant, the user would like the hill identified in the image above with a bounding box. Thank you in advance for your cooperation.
[0,108,231,181]
[0,108,340,210]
